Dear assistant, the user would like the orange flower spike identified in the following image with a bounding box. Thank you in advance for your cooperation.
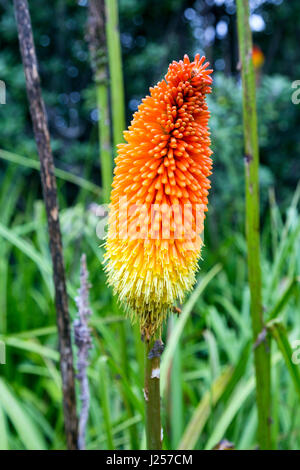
[105,55,213,338]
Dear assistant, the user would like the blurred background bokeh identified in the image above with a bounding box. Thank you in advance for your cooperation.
[1,0,299,210]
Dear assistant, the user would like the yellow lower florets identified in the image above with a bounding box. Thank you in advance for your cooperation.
[104,236,202,338]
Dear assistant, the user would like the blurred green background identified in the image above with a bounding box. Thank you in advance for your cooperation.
[0,0,299,450]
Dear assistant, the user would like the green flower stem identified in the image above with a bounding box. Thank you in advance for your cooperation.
[144,336,162,450]
[96,82,112,203]
[236,0,272,450]
[105,0,126,149]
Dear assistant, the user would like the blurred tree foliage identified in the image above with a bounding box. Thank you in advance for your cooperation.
[0,0,299,220]
[0,1,299,450]
[209,73,300,235]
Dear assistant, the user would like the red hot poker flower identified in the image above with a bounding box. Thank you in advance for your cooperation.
[105,54,213,338]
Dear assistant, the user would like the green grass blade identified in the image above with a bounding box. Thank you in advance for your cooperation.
[204,377,255,450]
[161,263,222,396]
[98,357,114,450]
[2,337,59,361]
[266,220,300,305]
[0,169,24,333]
[267,321,300,400]
[205,352,283,450]
[12,326,57,339]
[178,367,233,450]
[203,329,220,380]
[267,277,298,321]
[0,222,51,275]
[237,406,257,450]
[0,402,9,450]
[219,340,252,405]
[0,149,101,196]
[0,221,77,300]
[0,379,46,450]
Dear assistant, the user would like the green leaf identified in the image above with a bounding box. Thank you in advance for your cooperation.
[219,340,252,405]
[267,321,300,400]
[267,277,298,321]
[0,148,101,196]
[205,351,283,450]
[203,329,220,379]
[0,222,51,276]
[98,357,115,450]
[0,221,77,300]
[204,377,255,450]
[3,337,59,361]
[178,367,233,450]
[0,402,9,450]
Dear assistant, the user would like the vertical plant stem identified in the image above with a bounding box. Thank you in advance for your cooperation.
[236,0,272,450]
[87,0,112,203]
[144,337,162,450]
[96,84,112,203]
[13,0,78,450]
[105,0,126,148]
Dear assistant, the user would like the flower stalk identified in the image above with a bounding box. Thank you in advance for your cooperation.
[144,337,163,450]
[105,0,126,149]
[236,0,272,449]
[104,55,213,448]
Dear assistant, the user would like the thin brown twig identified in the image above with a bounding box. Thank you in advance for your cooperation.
[74,254,93,450]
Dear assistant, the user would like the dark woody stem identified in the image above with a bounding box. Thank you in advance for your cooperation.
[13,0,78,449]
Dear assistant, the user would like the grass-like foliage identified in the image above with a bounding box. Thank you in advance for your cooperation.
[0,158,299,449]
